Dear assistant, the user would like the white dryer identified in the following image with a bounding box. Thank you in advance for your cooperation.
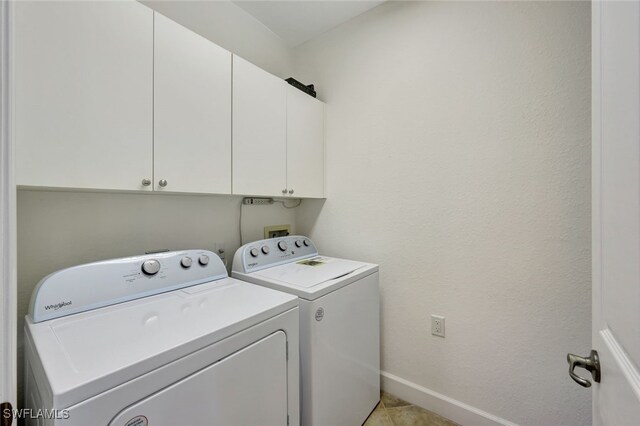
[24,249,299,426]
[232,236,380,426]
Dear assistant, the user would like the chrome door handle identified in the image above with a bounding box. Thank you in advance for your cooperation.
[141,178,151,186]
[158,179,168,188]
[567,349,601,387]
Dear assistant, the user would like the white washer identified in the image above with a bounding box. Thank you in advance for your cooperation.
[232,236,380,426]
[24,249,299,426]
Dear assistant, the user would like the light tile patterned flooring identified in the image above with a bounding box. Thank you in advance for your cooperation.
[364,391,459,426]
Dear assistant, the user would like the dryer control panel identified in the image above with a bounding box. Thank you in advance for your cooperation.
[29,249,227,323]
[233,236,318,273]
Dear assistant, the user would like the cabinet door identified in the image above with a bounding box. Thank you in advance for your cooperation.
[14,1,153,191]
[286,86,325,198]
[154,13,232,194]
[232,56,286,197]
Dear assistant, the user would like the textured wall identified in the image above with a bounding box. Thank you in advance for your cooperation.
[293,2,591,425]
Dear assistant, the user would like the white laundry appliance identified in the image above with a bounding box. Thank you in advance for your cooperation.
[232,236,380,426]
[24,249,299,426]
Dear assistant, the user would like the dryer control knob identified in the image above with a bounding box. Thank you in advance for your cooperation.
[303,239,310,247]
[142,259,161,275]
[261,246,270,255]
[250,248,260,258]
[180,256,193,268]
[278,241,288,251]
[199,254,210,266]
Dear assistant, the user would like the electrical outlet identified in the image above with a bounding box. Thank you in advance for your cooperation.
[264,224,291,239]
[213,242,227,268]
[431,315,445,337]
[213,242,226,259]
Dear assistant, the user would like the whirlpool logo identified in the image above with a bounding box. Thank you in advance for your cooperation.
[44,300,72,311]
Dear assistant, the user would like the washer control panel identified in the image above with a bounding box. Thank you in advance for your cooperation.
[233,236,318,273]
[29,249,227,323]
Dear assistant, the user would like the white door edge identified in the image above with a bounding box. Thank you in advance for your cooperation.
[0,0,17,415]
[591,0,640,423]
[600,329,640,402]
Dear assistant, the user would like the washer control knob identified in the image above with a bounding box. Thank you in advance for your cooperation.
[303,239,310,247]
[180,256,193,268]
[278,241,288,251]
[198,254,210,266]
[141,259,161,275]
[250,248,260,258]
[261,245,270,255]
[295,240,302,248]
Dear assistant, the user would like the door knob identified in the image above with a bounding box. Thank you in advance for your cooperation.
[141,178,151,186]
[567,349,601,387]
[288,189,294,195]
[158,179,168,188]
[282,188,287,194]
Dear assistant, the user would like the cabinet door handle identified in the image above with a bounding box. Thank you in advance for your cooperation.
[158,179,168,188]
[282,188,287,194]
[288,189,294,195]
[141,178,151,186]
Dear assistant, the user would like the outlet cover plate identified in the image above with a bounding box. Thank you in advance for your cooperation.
[431,315,445,337]
[264,224,291,239]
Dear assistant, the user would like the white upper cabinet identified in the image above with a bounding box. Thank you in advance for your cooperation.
[286,86,325,198]
[14,1,153,191]
[232,56,287,197]
[232,57,325,198]
[14,2,325,199]
[153,13,232,194]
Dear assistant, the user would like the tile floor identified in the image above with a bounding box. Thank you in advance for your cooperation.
[364,391,459,426]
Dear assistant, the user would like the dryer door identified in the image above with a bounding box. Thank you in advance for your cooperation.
[109,331,288,426]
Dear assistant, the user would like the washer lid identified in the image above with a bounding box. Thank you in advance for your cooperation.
[25,278,297,408]
[253,256,368,288]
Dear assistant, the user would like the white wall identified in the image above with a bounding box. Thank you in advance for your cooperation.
[141,0,294,78]
[294,2,591,425]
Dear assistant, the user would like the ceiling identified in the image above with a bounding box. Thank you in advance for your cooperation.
[232,1,386,47]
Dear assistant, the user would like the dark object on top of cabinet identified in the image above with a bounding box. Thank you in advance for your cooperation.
[285,78,316,98]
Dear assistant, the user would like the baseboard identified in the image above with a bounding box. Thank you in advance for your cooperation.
[380,371,518,426]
